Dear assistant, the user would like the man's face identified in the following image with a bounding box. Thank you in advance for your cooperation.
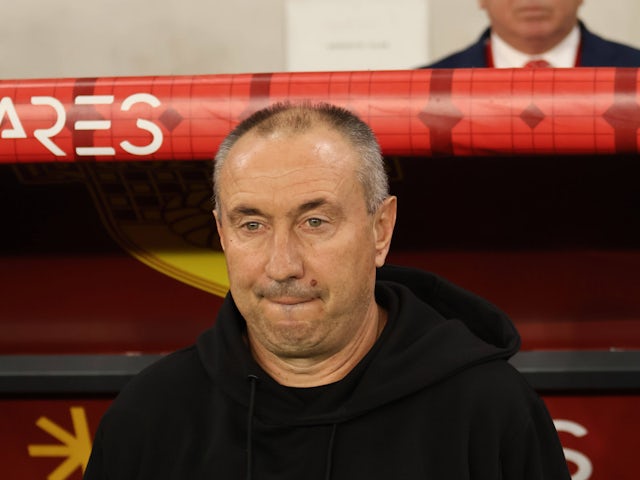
[214,126,395,363]
[479,0,583,53]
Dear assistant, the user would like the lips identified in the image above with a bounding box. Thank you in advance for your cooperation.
[257,283,321,304]
[515,6,550,18]
[266,296,314,306]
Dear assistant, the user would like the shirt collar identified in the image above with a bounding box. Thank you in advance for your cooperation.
[490,24,580,68]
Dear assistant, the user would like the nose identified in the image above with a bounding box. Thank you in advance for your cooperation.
[264,228,304,282]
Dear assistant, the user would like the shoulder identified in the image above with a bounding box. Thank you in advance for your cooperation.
[84,346,213,479]
[92,345,212,449]
[580,22,640,66]
[110,345,209,413]
[438,359,546,422]
[423,29,489,69]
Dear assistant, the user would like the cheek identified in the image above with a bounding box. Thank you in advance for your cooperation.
[225,247,261,282]
[318,238,376,285]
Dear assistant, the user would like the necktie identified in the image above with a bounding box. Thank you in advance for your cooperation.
[524,59,551,68]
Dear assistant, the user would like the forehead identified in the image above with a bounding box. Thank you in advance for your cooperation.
[218,126,361,195]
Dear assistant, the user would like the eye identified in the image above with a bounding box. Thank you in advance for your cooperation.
[306,218,324,228]
[243,221,262,231]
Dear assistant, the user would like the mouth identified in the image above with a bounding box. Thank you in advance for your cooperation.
[515,6,550,18]
[257,283,321,306]
[266,296,315,306]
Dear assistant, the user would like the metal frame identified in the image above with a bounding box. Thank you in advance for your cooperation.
[1,351,639,394]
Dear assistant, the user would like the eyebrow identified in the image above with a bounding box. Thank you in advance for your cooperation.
[227,205,264,222]
[226,198,334,222]
[295,198,329,216]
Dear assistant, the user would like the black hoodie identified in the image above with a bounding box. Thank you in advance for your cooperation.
[84,265,570,479]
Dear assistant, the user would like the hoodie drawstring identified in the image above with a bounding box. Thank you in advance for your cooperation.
[324,423,337,480]
[245,374,338,480]
[246,374,258,480]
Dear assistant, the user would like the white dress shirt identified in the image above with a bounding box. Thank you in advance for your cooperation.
[491,25,581,68]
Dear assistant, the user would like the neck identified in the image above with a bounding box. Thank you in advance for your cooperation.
[515,38,560,55]
[249,305,387,388]
[497,22,579,56]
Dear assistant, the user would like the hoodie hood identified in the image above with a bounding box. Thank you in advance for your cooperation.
[196,264,520,426]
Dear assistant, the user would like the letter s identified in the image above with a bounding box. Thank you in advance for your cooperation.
[553,419,593,480]
[120,93,163,156]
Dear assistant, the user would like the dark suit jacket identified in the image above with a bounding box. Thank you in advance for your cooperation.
[425,22,640,68]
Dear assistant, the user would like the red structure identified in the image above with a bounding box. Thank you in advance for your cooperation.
[1,68,639,163]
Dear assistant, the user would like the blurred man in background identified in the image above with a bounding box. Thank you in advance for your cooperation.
[427,0,640,68]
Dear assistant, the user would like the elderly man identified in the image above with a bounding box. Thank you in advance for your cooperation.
[83,102,570,479]
[427,0,640,68]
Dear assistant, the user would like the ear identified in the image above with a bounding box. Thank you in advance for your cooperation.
[213,208,226,252]
[373,196,397,267]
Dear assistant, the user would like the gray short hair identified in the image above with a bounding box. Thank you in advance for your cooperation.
[212,102,389,215]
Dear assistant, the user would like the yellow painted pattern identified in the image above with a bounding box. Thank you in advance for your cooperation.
[28,407,92,480]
